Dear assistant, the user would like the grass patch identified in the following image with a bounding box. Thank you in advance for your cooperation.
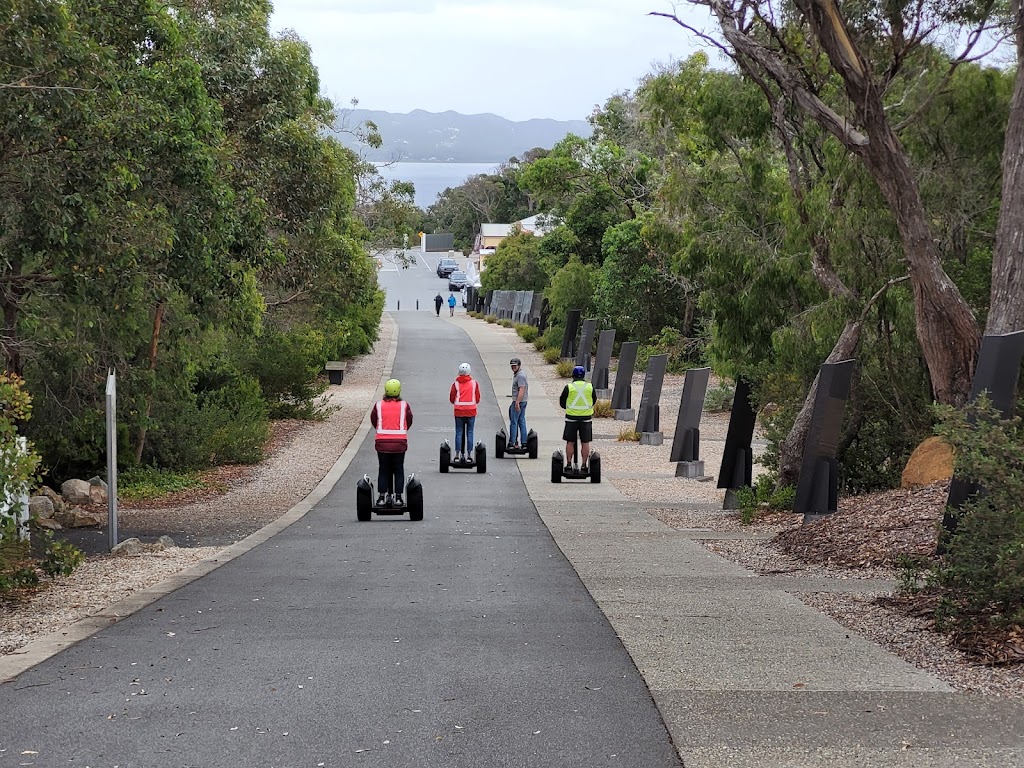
[485,315,498,324]
[617,425,640,442]
[555,360,574,378]
[498,319,514,328]
[542,347,562,364]
[705,381,735,412]
[593,399,614,418]
[516,324,539,342]
[119,467,205,503]
[533,338,547,351]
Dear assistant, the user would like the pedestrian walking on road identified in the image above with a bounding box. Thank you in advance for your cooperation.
[369,379,414,507]
[507,358,528,449]
[449,362,481,460]
[560,365,594,470]
[448,293,456,316]
[434,293,443,316]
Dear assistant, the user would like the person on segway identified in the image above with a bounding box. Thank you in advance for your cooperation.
[369,379,414,506]
[508,358,528,450]
[559,365,594,470]
[449,362,481,461]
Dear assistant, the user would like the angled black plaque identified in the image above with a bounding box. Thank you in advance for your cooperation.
[611,342,638,411]
[718,378,756,490]
[944,330,1024,529]
[670,368,711,462]
[575,319,598,370]
[793,360,855,519]
[560,309,582,359]
[636,354,668,434]
[592,330,616,390]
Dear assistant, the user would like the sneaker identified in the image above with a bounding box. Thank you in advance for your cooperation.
[376,495,387,506]
[394,494,404,507]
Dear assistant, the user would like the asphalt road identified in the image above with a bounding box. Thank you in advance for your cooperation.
[0,256,681,767]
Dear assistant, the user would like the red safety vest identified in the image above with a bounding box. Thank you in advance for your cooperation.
[375,399,408,437]
[451,376,480,417]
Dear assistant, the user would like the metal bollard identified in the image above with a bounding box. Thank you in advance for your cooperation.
[416,300,419,310]
[397,300,400,310]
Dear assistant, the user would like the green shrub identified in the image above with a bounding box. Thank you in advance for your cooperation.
[543,347,562,364]
[704,381,735,412]
[593,399,613,418]
[555,360,574,378]
[250,325,329,419]
[40,537,85,578]
[736,473,796,524]
[120,467,205,502]
[533,338,548,351]
[617,426,640,442]
[933,396,1024,630]
[637,327,699,374]
[499,319,514,328]
[196,376,270,464]
[516,324,539,342]
[485,315,498,324]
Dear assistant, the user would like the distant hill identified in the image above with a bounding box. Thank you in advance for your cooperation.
[331,109,591,163]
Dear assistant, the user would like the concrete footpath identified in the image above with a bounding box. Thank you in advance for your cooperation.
[459,315,1024,768]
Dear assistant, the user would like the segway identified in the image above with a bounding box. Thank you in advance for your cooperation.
[495,427,538,459]
[551,435,601,483]
[356,474,424,521]
[440,432,487,473]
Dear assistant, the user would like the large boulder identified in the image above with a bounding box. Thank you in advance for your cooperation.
[28,495,55,519]
[56,506,105,528]
[38,486,66,514]
[61,479,93,505]
[111,538,144,556]
[88,476,109,505]
[901,436,954,489]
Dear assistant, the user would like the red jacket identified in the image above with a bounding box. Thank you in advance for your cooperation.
[370,398,413,453]
[449,375,481,417]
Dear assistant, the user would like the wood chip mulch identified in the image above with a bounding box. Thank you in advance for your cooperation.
[773,481,948,569]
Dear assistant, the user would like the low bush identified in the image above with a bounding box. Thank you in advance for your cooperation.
[593,399,614,418]
[933,396,1024,630]
[485,315,498,324]
[638,327,700,374]
[735,473,796,524]
[542,347,562,364]
[516,324,539,343]
[704,381,735,412]
[555,360,574,378]
[119,466,205,503]
[499,319,514,328]
[533,338,548,351]
[617,426,640,442]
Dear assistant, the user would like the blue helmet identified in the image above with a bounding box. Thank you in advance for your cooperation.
[572,365,586,380]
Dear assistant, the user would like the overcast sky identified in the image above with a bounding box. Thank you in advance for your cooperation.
[268,0,718,121]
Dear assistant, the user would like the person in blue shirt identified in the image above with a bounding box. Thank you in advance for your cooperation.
[447,293,456,316]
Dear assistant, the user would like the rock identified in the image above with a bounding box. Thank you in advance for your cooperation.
[901,436,954,489]
[29,495,55,519]
[89,485,108,505]
[38,486,66,514]
[57,506,105,528]
[111,538,144,556]
[61,479,93,505]
[35,517,63,530]
[155,535,177,550]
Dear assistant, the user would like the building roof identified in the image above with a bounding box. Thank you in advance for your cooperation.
[480,223,514,238]
[515,214,560,236]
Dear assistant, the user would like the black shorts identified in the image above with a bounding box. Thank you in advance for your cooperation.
[563,417,593,443]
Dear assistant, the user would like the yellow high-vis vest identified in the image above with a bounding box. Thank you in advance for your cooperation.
[565,381,595,417]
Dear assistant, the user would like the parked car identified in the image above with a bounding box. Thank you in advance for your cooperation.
[448,271,468,291]
[436,258,458,278]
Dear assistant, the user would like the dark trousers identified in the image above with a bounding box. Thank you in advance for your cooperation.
[377,451,405,495]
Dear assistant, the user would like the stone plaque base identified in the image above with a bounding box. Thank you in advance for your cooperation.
[614,409,635,421]
[639,432,663,446]
[723,488,741,510]
[675,460,705,478]
[595,388,612,400]
[802,512,833,524]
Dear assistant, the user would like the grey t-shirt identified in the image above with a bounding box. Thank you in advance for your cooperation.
[512,371,528,402]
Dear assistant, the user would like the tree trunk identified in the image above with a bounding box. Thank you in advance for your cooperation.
[989,4,1024,335]
[777,320,862,488]
[134,300,165,463]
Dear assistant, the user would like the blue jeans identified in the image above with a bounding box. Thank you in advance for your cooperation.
[508,402,527,446]
[455,415,475,453]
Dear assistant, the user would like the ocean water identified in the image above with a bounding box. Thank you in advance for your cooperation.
[375,162,497,209]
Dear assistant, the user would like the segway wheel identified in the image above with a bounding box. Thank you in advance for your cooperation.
[527,430,539,459]
[589,453,602,484]
[439,441,450,474]
[495,427,506,459]
[356,475,373,521]
[475,442,487,474]
[551,451,564,484]
[407,476,424,522]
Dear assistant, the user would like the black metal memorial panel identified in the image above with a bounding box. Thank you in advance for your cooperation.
[636,354,668,438]
[530,294,545,327]
[592,330,616,391]
[612,342,638,416]
[560,310,582,359]
[485,290,494,315]
[793,360,855,521]
[944,330,1024,529]
[575,319,598,370]
[719,378,756,502]
[670,367,711,463]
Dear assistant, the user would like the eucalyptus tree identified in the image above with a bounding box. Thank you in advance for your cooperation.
[652,0,1023,408]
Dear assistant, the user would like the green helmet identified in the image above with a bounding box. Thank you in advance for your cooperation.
[384,379,401,397]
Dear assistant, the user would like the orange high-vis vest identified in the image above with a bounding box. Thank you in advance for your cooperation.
[452,377,480,415]
[375,399,408,437]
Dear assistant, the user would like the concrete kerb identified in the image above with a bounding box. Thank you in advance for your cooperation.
[0,318,401,683]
